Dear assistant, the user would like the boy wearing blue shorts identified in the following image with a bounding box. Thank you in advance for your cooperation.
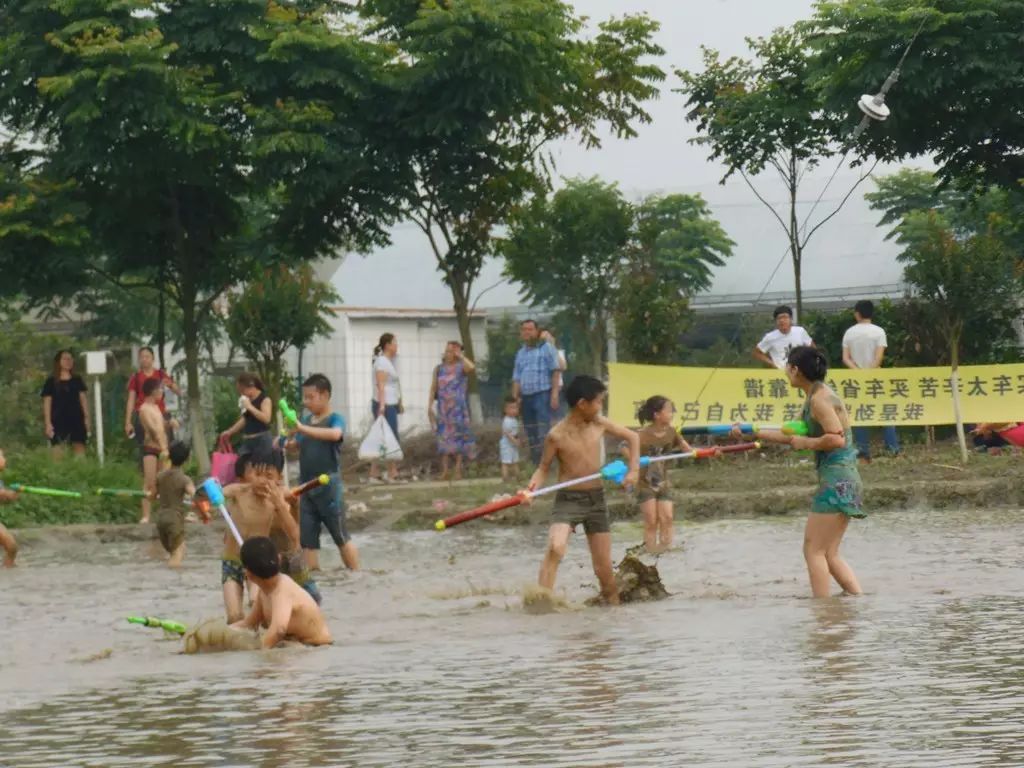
[291,374,360,572]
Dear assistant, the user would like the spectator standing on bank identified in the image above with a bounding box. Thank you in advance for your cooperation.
[753,305,814,370]
[370,333,403,484]
[540,328,568,417]
[124,346,181,449]
[842,300,901,461]
[428,341,477,481]
[41,350,91,459]
[512,319,564,465]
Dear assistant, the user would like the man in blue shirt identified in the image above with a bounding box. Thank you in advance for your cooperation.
[512,319,564,464]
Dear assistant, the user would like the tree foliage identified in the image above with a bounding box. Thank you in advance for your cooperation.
[362,0,665,393]
[803,0,1024,190]
[225,265,339,403]
[677,28,871,317]
[0,0,404,469]
[502,178,733,370]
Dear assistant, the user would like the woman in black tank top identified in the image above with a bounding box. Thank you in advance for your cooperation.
[220,372,273,455]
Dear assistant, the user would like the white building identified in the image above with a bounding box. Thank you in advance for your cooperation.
[289,306,488,437]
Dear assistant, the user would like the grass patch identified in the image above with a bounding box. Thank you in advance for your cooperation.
[1,448,149,527]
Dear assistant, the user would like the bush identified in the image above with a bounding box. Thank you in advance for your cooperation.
[0,448,178,527]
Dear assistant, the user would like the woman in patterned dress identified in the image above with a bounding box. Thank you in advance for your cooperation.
[428,341,477,481]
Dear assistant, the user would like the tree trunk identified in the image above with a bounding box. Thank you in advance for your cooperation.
[949,337,968,464]
[157,284,167,370]
[789,176,803,321]
[587,321,605,378]
[449,281,483,424]
[181,297,211,474]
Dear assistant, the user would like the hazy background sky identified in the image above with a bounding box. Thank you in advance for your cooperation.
[332,0,914,310]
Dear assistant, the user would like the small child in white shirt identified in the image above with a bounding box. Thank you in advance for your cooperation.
[499,397,521,482]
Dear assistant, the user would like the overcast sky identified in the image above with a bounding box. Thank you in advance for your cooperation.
[332,0,912,311]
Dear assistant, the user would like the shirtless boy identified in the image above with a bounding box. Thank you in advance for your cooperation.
[0,449,20,566]
[232,536,332,648]
[526,375,640,604]
[138,378,169,523]
[220,444,300,622]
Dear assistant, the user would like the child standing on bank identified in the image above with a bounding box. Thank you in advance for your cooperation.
[634,396,692,554]
[525,375,639,605]
[500,397,521,483]
[154,441,196,567]
[0,449,20,566]
[291,374,360,572]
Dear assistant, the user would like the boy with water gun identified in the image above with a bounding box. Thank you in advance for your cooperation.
[524,375,639,605]
[284,374,360,572]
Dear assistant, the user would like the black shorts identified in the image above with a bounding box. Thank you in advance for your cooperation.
[300,474,350,549]
[51,426,87,446]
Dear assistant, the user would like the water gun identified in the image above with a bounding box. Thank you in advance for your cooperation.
[7,483,82,499]
[680,421,809,437]
[201,477,243,546]
[97,488,150,498]
[435,442,760,531]
[127,616,187,635]
[278,399,299,429]
[291,474,329,498]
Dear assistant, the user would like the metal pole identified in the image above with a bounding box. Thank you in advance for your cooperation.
[94,376,105,466]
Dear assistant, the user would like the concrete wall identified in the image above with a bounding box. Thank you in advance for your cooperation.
[293,309,487,438]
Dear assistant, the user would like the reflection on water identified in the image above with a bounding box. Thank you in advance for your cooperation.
[3,509,1024,766]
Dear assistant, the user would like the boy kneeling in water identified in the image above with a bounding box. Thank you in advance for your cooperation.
[233,536,332,648]
[525,375,640,605]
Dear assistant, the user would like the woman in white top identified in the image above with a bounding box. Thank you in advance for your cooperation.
[370,333,403,483]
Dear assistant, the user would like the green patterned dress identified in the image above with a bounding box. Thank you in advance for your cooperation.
[803,383,865,518]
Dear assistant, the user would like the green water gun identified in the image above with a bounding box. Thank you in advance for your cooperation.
[278,398,299,428]
[8,483,82,499]
[127,616,187,635]
[680,421,809,437]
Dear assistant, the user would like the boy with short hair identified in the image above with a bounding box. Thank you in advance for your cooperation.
[526,375,640,605]
[155,441,195,567]
[0,449,20,567]
[220,445,300,622]
[233,536,332,648]
[291,374,359,572]
[138,378,169,523]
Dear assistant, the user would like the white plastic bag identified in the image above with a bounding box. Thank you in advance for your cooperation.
[358,415,404,461]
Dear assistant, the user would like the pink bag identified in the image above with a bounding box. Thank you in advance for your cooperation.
[210,435,238,486]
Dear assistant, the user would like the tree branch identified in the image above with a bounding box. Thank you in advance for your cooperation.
[739,169,791,238]
[800,159,881,249]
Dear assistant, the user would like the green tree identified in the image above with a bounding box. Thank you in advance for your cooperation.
[225,264,339,404]
[616,195,733,363]
[364,0,665,410]
[677,29,872,318]
[502,179,732,369]
[899,214,1021,462]
[0,1,404,471]
[502,178,631,375]
[804,0,1024,191]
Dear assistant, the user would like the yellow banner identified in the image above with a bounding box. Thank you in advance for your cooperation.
[607,362,1024,427]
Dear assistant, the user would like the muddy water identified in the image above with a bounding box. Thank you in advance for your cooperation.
[3,508,1024,767]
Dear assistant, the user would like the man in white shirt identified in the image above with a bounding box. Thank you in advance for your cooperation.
[842,300,901,461]
[753,305,814,369]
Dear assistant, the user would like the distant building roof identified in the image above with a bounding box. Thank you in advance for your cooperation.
[689,283,907,315]
[332,306,486,319]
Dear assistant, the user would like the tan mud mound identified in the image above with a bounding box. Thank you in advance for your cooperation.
[182,618,262,654]
[615,551,669,603]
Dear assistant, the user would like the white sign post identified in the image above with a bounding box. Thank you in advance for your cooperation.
[85,351,109,466]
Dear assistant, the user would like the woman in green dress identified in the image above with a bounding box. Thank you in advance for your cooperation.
[745,346,864,598]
